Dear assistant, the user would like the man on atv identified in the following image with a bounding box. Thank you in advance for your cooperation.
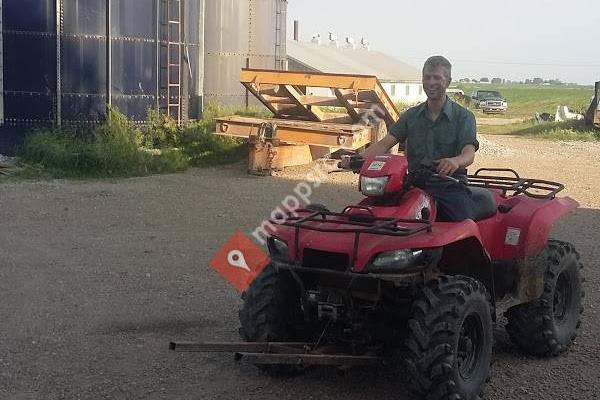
[344,55,478,221]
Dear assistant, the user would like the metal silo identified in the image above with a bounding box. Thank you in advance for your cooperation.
[204,0,287,105]
[0,0,204,154]
[1,0,57,140]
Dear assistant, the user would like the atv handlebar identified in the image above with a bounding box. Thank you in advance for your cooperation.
[334,155,365,173]
[334,156,461,185]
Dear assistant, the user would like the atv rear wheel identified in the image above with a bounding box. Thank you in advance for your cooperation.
[406,275,493,400]
[239,264,305,375]
[505,240,584,356]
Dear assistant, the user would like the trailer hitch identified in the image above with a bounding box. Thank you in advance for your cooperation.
[169,341,388,367]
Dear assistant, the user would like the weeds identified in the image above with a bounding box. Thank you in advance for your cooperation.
[13,103,268,179]
[478,118,599,141]
[517,119,599,141]
[180,103,268,167]
[143,108,181,148]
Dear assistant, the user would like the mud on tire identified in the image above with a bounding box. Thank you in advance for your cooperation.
[505,240,584,356]
[406,275,493,400]
[239,264,304,375]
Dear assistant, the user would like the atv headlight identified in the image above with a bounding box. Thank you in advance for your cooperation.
[267,237,289,261]
[372,250,423,270]
[367,248,441,273]
[360,176,389,196]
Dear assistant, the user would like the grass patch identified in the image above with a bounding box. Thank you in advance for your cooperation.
[18,109,190,179]
[478,118,599,141]
[517,119,599,141]
[477,121,532,135]
[11,103,270,180]
[180,103,268,167]
[455,83,594,119]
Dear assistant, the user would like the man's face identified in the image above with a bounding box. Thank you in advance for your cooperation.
[422,66,451,101]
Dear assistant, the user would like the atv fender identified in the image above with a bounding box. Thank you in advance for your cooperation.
[362,219,487,260]
[523,197,578,256]
[506,196,579,303]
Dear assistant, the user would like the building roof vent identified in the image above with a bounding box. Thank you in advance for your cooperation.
[345,36,356,49]
[311,33,321,45]
[328,32,339,48]
[360,37,370,51]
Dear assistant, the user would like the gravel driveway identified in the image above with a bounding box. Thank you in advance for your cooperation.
[1,134,599,399]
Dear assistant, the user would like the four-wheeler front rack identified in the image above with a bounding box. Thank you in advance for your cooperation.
[269,207,432,270]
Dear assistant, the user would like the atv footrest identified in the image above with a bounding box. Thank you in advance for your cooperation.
[169,341,387,366]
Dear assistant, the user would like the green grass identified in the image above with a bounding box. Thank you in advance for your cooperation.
[517,119,599,141]
[454,83,594,119]
[8,103,269,180]
[477,121,532,135]
[180,103,269,167]
[479,119,599,141]
[17,119,190,179]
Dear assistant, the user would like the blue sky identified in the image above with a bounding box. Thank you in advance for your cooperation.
[287,0,599,84]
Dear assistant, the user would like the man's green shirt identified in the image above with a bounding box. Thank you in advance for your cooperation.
[389,97,478,177]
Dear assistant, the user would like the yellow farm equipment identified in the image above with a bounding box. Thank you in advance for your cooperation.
[214,68,400,175]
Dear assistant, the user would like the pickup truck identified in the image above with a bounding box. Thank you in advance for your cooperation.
[470,90,508,113]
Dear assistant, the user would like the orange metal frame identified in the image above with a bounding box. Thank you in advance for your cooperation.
[215,68,401,174]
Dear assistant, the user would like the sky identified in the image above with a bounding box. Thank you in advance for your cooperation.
[287,0,599,85]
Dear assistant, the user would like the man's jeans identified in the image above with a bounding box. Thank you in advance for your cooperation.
[422,182,476,222]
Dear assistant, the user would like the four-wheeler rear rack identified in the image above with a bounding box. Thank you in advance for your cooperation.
[468,168,564,199]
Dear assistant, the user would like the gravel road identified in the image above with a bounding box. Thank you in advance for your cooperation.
[1,134,599,400]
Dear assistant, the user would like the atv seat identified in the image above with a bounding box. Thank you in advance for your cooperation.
[470,187,497,221]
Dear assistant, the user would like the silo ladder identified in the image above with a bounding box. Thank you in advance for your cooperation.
[160,0,182,124]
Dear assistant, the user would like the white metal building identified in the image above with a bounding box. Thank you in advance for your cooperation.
[286,39,426,104]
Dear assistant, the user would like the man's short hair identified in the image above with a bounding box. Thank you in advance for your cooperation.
[423,56,452,80]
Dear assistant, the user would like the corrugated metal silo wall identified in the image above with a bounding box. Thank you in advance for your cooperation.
[204,0,287,106]
[1,0,57,154]
[0,0,203,155]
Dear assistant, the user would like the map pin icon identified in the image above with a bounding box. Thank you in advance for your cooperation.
[227,250,251,272]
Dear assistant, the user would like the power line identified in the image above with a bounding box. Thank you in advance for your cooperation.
[400,56,600,68]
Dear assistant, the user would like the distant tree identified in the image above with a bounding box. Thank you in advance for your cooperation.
[525,79,532,84]
[459,78,470,83]
[480,77,489,83]
[533,78,543,84]
[471,79,479,83]
[491,77,502,84]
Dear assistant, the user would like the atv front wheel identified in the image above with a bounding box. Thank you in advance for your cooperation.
[505,240,584,356]
[406,275,493,400]
[239,264,305,375]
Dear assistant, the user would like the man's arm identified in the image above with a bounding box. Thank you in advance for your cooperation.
[437,108,478,177]
[340,134,399,169]
[361,134,400,159]
[436,144,476,177]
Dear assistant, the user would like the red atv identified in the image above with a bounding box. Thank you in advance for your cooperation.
[238,154,584,399]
